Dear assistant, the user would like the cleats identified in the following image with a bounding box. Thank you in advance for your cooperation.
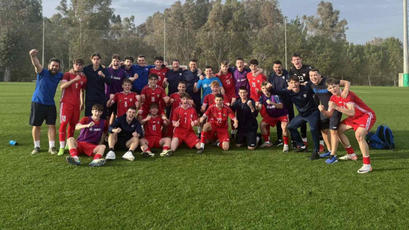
[89,158,106,167]
[325,155,338,164]
[122,151,135,161]
[66,156,80,166]
[48,147,58,155]
[142,151,155,158]
[357,164,372,174]
[31,147,40,155]
[196,148,204,154]
[273,139,283,147]
[296,145,307,152]
[282,144,289,153]
[260,141,273,148]
[57,148,65,156]
[319,151,331,158]
[160,149,173,157]
[105,150,116,160]
[339,153,358,161]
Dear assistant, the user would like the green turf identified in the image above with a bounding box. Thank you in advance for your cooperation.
[0,83,409,229]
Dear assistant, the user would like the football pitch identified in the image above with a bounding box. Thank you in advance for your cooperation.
[0,82,408,229]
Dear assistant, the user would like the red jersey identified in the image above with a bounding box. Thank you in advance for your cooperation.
[149,67,169,87]
[141,85,166,110]
[247,72,266,101]
[169,92,182,112]
[113,91,138,117]
[60,72,87,105]
[330,91,375,119]
[172,105,198,130]
[205,104,235,129]
[143,116,163,137]
[203,94,227,108]
[217,72,235,101]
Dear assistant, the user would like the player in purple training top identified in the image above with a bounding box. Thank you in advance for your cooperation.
[66,104,108,167]
[107,54,128,124]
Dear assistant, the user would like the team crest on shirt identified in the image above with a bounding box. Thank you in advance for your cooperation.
[303,94,307,98]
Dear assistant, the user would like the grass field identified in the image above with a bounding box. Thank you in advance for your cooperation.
[1,82,409,229]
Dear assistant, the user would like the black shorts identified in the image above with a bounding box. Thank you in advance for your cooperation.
[107,103,117,116]
[29,102,57,126]
[320,110,342,130]
[236,130,258,147]
[115,134,132,150]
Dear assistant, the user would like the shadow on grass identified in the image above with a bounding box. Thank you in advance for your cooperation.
[374,167,409,172]
[371,152,409,161]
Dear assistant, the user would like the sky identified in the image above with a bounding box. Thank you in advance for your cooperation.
[42,0,403,44]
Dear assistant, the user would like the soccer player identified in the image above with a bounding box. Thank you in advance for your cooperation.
[140,74,169,118]
[106,106,143,161]
[132,55,155,93]
[247,59,267,102]
[270,76,321,160]
[257,82,290,152]
[139,103,172,157]
[58,58,87,156]
[169,81,194,114]
[28,49,63,155]
[320,78,376,173]
[231,87,259,150]
[83,53,111,118]
[231,58,250,96]
[171,93,202,153]
[309,69,350,164]
[201,81,222,113]
[166,59,185,96]
[149,56,169,88]
[268,60,292,147]
[122,56,138,81]
[216,61,236,106]
[107,54,128,124]
[182,59,202,114]
[194,66,224,103]
[197,94,238,153]
[106,78,140,118]
[66,104,107,167]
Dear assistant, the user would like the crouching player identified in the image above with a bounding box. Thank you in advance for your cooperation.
[66,104,107,167]
[106,106,143,161]
[321,78,376,173]
[171,93,202,153]
[198,94,238,153]
[257,82,290,152]
[231,87,259,150]
[139,103,172,157]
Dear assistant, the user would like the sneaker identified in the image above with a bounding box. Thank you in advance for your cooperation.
[310,152,320,160]
[66,156,80,165]
[319,151,331,158]
[89,158,106,167]
[273,139,283,147]
[57,148,65,156]
[142,151,155,158]
[105,150,116,160]
[325,155,338,164]
[296,145,307,152]
[282,144,289,153]
[319,144,325,153]
[160,149,172,157]
[196,148,204,154]
[339,153,358,161]
[31,147,40,155]
[48,147,58,155]
[260,141,273,148]
[122,151,135,161]
[357,164,372,174]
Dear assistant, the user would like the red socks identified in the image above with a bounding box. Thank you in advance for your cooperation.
[94,154,102,160]
[69,148,78,157]
[346,146,355,154]
[363,156,371,164]
[283,136,289,145]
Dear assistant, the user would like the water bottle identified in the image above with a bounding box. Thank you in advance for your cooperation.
[9,140,18,146]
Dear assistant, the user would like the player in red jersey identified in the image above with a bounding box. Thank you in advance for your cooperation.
[197,94,238,153]
[247,59,267,102]
[107,78,140,117]
[58,59,87,156]
[149,56,169,88]
[140,74,169,118]
[216,61,236,106]
[320,78,376,174]
[171,93,202,153]
[66,104,107,167]
[139,103,172,157]
[169,81,195,112]
[201,81,223,113]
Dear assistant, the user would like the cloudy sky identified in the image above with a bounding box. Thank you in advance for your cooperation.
[43,0,402,44]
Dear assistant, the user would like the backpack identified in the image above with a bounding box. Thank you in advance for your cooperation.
[366,125,395,149]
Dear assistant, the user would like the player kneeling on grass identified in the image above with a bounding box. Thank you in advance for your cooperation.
[257,82,290,152]
[106,106,143,161]
[320,78,376,174]
[170,93,202,153]
[139,103,172,157]
[231,87,259,150]
[66,104,107,167]
[197,94,238,153]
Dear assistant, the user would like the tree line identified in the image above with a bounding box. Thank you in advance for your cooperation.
[0,0,402,86]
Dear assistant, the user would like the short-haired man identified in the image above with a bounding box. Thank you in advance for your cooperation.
[132,55,155,93]
[201,80,223,113]
[182,59,202,114]
[106,106,143,161]
[107,54,128,124]
[149,56,169,88]
[216,61,236,106]
[66,104,107,167]
[140,74,169,117]
[58,58,87,156]
[247,59,267,102]
[320,78,376,173]
[194,66,224,103]
[106,78,140,118]
[231,87,259,150]
[28,49,63,155]
[166,59,185,96]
